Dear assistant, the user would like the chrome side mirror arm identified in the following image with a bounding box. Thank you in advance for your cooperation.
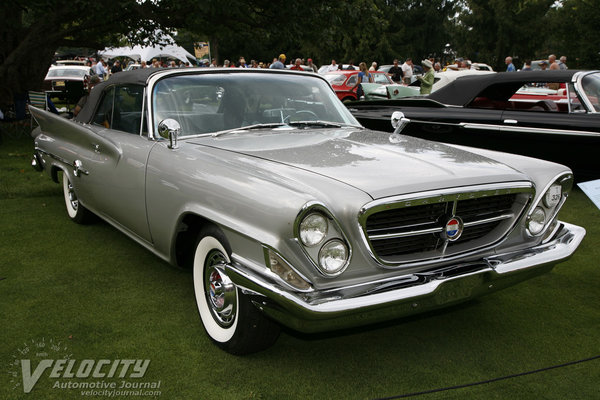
[391,111,410,134]
[158,119,181,149]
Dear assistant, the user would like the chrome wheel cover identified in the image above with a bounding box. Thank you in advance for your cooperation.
[67,181,79,211]
[204,250,237,327]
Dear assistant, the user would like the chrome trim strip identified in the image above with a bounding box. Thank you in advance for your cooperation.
[359,182,532,218]
[370,226,443,240]
[369,219,439,233]
[525,172,573,238]
[463,213,514,227]
[460,122,600,137]
[566,82,575,114]
[139,86,147,137]
[35,147,71,166]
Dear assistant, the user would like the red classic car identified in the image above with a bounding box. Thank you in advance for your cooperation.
[323,70,394,102]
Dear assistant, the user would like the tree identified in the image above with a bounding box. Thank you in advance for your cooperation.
[546,0,600,69]
[452,0,555,70]
[0,0,161,107]
[381,0,458,63]
[171,0,371,66]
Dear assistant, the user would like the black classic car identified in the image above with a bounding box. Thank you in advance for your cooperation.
[348,70,600,180]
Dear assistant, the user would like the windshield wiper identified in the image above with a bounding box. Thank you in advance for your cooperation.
[212,121,362,137]
[212,123,287,137]
[287,120,361,129]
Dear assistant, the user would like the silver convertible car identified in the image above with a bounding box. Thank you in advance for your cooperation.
[30,68,585,354]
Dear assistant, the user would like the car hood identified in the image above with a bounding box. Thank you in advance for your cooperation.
[187,128,528,199]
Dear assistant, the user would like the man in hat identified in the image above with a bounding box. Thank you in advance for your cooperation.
[307,58,318,73]
[269,54,286,69]
[417,59,435,94]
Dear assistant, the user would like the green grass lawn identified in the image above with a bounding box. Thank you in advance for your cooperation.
[1,129,599,399]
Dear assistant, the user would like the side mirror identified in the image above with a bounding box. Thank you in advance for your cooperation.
[391,111,410,134]
[158,118,180,149]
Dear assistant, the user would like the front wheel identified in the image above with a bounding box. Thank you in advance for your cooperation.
[61,171,94,224]
[192,226,280,355]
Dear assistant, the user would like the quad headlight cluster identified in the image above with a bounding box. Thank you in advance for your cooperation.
[526,175,572,237]
[296,205,351,277]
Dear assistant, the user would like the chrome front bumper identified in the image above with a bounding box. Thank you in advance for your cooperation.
[225,222,585,333]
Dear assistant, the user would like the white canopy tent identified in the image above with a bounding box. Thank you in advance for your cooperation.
[99,43,196,64]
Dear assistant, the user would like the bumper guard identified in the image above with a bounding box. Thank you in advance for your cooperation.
[225,222,585,333]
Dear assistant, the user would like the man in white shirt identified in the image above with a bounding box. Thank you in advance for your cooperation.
[95,60,107,80]
[401,58,413,84]
[325,59,339,72]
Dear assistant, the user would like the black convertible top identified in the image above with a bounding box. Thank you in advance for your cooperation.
[75,68,163,123]
[428,70,580,106]
[73,67,316,123]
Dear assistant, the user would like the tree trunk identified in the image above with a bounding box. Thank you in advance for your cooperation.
[0,19,57,107]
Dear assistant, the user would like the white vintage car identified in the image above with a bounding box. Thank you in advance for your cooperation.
[363,69,496,100]
[30,68,585,354]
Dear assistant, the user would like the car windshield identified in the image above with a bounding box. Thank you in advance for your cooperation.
[373,73,392,84]
[581,72,600,112]
[152,72,360,136]
[323,74,347,86]
[46,69,88,78]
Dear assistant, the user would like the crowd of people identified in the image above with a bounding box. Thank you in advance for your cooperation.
[89,51,573,99]
[83,51,570,88]
[1,50,574,122]
[82,53,437,92]
[505,54,568,71]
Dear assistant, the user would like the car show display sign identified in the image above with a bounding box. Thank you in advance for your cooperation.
[577,179,600,211]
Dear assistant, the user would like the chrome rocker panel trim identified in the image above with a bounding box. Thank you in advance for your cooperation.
[224,222,585,333]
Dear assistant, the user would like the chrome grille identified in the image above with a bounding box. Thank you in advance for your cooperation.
[359,184,533,266]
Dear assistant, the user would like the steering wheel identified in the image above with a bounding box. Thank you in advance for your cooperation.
[289,110,319,122]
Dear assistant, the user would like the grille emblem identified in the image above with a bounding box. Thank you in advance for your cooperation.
[444,216,464,241]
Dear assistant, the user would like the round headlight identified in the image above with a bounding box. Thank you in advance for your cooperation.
[543,184,562,208]
[527,207,546,235]
[318,239,349,275]
[299,213,328,247]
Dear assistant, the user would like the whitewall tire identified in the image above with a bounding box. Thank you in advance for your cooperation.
[61,171,93,224]
[192,226,280,354]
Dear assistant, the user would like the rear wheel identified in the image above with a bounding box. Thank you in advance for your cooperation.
[61,171,94,224]
[192,226,280,355]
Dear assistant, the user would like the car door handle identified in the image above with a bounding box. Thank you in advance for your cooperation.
[73,159,89,177]
[503,119,518,124]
